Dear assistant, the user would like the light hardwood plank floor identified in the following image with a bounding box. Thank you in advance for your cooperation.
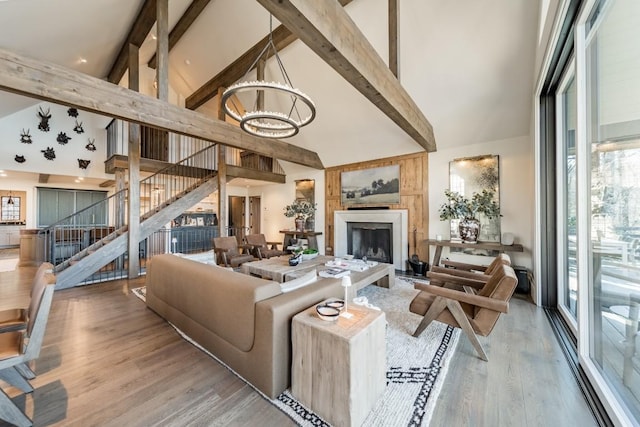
[0,270,597,426]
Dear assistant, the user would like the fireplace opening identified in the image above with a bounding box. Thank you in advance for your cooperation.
[347,222,392,263]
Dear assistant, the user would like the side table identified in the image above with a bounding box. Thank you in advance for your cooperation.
[291,302,386,427]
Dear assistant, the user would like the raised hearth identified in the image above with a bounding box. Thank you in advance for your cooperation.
[334,210,408,270]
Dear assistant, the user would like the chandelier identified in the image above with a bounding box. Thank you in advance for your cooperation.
[221,16,315,139]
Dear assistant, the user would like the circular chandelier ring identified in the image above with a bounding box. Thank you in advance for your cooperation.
[221,81,316,129]
[240,113,300,138]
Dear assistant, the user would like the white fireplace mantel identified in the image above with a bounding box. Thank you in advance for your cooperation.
[334,210,408,270]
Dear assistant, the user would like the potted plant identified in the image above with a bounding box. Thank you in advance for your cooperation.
[284,200,317,232]
[438,189,500,243]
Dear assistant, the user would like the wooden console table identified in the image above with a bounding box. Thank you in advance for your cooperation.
[424,239,524,270]
[279,230,322,251]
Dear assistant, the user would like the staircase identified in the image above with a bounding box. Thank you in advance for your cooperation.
[39,144,219,289]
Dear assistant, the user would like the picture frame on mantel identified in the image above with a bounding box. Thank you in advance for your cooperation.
[449,155,500,243]
[341,165,400,206]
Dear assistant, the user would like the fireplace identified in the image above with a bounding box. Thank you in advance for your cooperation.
[334,210,408,270]
[347,222,392,263]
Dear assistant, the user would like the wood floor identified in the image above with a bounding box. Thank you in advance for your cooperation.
[0,267,597,426]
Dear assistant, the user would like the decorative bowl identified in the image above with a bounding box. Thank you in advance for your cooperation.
[325,299,345,311]
[301,252,319,261]
[316,304,340,321]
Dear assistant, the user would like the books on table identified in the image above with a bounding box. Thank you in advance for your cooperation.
[319,267,351,278]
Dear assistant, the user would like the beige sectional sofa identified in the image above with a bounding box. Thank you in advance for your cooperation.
[145,253,344,398]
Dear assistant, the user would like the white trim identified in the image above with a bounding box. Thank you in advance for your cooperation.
[576,1,637,425]
[555,61,579,336]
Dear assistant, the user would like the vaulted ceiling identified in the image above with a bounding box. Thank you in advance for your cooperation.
[0,0,540,171]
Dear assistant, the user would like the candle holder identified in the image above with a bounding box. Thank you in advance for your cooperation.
[341,275,353,319]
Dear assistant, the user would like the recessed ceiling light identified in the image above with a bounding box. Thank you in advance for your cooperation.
[185,59,191,65]
[0,173,8,177]
[79,58,88,64]
[151,34,157,40]
[78,177,84,181]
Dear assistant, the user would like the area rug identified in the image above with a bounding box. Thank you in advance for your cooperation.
[131,277,459,427]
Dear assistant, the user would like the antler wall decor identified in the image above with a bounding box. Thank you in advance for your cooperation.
[67,107,79,118]
[57,132,72,145]
[85,138,96,151]
[14,155,25,163]
[20,129,32,144]
[73,120,84,134]
[37,106,51,132]
[78,159,91,169]
[41,147,56,160]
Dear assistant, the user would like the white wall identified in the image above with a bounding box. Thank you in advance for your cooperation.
[0,102,111,179]
[429,135,534,270]
[255,166,326,254]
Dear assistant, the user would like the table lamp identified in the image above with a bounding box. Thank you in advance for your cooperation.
[341,275,353,319]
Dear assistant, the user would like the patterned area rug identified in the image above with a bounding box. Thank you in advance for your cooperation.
[131,277,459,427]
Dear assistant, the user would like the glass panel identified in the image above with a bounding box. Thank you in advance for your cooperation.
[558,72,578,322]
[586,0,640,421]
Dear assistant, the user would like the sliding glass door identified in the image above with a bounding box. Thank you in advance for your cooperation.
[557,66,579,329]
[580,0,640,422]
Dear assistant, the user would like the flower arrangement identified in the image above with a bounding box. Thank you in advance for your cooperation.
[438,189,500,221]
[283,199,317,220]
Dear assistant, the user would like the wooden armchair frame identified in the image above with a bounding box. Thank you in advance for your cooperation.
[410,264,517,361]
[428,253,511,288]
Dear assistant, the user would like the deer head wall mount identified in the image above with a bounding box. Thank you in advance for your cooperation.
[14,155,26,164]
[37,107,51,132]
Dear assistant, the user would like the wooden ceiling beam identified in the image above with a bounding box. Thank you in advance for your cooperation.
[185,0,353,110]
[148,0,211,70]
[0,47,323,169]
[256,0,436,152]
[107,0,157,84]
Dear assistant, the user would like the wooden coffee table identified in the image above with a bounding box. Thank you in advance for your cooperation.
[240,255,332,283]
[292,302,386,427]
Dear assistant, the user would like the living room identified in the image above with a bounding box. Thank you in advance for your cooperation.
[0,0,638,426]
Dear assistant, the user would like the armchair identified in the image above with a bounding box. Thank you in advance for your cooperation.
[245,234,286,259]
[409,264,517,361]
[428,253,511,289]
[0,271,56,427]
[212,236,257,268]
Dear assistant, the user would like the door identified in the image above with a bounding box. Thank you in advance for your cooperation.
[249,196,261,234]
[228,196,246,242]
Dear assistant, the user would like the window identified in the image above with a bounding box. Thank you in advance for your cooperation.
[37,188,107,227]
[1,196,20,222]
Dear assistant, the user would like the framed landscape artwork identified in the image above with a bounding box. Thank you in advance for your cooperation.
[449,155,500,243]
[341,165,400,206]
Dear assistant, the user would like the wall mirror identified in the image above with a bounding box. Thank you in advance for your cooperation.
[449,154,500,242]
[295,179,315,230]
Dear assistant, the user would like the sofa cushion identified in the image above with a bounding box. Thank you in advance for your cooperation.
[147,254,282,352]
[280,270,318,293]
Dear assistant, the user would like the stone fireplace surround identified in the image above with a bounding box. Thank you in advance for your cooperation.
[334,210,408,270]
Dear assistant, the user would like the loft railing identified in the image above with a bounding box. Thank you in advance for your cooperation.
[106,119,285,175]
[37,144,219,275]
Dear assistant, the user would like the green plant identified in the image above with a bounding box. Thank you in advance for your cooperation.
[438,189,500,221]
[283,199,317,220]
